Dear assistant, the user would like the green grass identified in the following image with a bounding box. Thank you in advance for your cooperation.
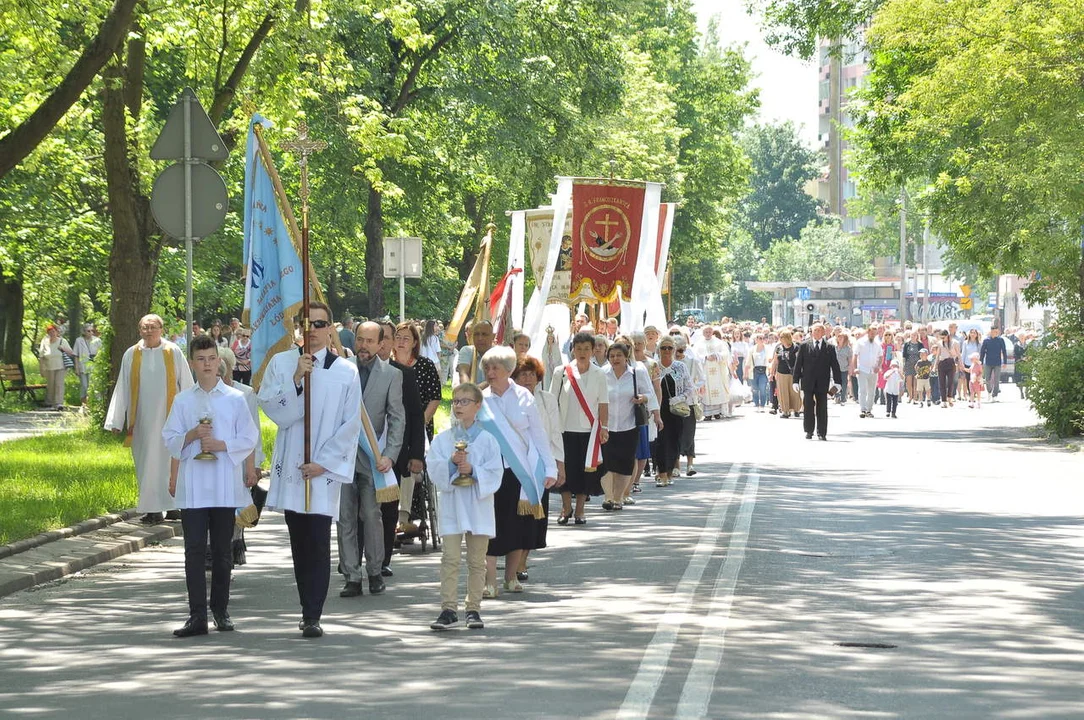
[0,419,137,545]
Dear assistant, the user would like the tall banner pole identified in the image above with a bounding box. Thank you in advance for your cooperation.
[281,121,327,512]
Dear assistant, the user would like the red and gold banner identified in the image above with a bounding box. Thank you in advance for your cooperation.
[571,179,646,303]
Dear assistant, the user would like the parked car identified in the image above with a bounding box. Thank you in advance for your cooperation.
[672,307,706,326]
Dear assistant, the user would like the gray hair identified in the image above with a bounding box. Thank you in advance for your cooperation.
[673,335,688,351]
[480,345,517,373]
[630,330,647,344]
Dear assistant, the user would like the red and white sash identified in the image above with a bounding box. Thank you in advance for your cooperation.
[565,365,602,470]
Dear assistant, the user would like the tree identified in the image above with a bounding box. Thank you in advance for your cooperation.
[849,0,1084,328]
[754,0,885,59]
[739,122,822,250]
[0,0,139,179]
[760,219,874,282]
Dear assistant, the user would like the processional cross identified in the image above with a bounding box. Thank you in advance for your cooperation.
[280,120,327,512]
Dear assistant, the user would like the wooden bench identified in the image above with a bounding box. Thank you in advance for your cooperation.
[0,363,47,404]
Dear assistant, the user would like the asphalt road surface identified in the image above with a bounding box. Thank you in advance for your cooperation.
[2,390,1082,719]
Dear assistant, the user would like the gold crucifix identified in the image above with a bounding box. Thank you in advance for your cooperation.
[280,121,327,216]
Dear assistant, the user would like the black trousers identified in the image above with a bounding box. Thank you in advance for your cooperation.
[381,499,398,567]
[181,507,235,619]
[284,510,332,621]
[803,388,830,438]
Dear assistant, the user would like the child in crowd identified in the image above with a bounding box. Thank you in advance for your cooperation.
[161,335,259,637]
[968,353,984,408]
[426,383,504,631]
[914,349,933,407]
[883,358,903,418]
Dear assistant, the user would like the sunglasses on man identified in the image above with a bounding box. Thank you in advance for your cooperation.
[309,320,331,329]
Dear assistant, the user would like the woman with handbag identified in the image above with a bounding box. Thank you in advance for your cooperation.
[770,329,801,419]
[601,341,654,510]
[654,336,691,488]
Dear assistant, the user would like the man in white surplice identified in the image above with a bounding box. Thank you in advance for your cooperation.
[695,325,732,419]
[105,313,194,524]
[259,302,362,639]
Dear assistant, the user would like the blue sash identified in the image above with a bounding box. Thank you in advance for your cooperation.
[478,400,546,518]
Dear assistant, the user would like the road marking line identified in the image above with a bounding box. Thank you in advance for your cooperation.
[616,463,743,720]
[675,469,760,719]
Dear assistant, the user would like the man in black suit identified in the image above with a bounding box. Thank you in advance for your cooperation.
[793,323,843,440]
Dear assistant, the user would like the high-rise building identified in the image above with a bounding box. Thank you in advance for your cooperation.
[815,32,873,234]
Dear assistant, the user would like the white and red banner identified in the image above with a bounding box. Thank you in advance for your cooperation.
[571,179,647,303]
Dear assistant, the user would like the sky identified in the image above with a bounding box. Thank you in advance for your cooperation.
[690,0,819,148]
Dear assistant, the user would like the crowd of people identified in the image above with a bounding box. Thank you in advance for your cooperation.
[97,305,1035,638]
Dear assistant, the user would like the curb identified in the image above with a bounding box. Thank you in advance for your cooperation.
[0,523,179,599]
[0,509,141,560]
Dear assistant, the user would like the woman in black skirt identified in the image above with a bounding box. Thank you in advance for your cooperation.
[654,336,691,487]
[511,356,564,582]
[480,346,558,597]
[601,341,653,509]
[549,331,610,525]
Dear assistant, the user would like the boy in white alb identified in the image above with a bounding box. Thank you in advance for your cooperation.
[427,383,504,630]
[162,335,259,637]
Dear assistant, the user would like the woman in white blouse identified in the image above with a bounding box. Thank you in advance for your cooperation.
[601,342,654,510]
[38,325,75,409]
[481,346,558,597]
[549,331,610,525]
[511,355,564,583]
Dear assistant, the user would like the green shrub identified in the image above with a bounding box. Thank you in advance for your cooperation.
[1023,342,1084,437]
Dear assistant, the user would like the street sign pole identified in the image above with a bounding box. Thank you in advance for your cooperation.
[399,236,406,323]
[184,91,194,349]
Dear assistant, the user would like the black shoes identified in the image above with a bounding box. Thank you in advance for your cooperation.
[516,571,528,582]
[368,574,386,595]
[300,618,323,638]
[381,565,394,577]
[140,512,164,525]
[164,510,182,520]
[602,500,615,511]
[173,616,208,637]
[557,513,570,526]
[465,611,484,629]
[806,433,813,439]
[212,613,234,632]
[431,609,459,630]
[574,516,587,525]
[340,581,363,598]
[818,435,827,441]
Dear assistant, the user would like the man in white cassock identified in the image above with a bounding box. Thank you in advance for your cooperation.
[105,314,194,524]
[259,302,362,638]
[695,325,732,419]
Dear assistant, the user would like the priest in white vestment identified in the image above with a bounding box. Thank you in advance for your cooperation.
[695,325,732,419]
[105,314,193,523]
[258,302,362,638]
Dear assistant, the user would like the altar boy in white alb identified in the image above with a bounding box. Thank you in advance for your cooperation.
[259,302,362,638]
[162,335,259,638]
[427,383,504,631]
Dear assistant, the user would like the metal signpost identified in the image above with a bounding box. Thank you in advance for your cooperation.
[149,88,230,347]
[383,237,423,322]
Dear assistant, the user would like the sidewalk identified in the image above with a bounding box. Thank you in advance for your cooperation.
[0,408,77,444]
[0,512,179,598]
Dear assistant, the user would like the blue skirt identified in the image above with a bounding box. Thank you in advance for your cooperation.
[636,425,651,460]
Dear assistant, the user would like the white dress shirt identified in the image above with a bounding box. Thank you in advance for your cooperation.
[603,363,655,432]
[162,379,258,509]
[855,336,884,374]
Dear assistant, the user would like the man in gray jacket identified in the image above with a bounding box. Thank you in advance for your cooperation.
[339,321,405,598]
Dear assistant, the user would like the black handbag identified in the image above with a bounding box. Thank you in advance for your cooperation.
[633,367,650,426]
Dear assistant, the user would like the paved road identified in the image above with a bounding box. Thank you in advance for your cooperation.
[0,409,70,444]
[2,390,1082,719]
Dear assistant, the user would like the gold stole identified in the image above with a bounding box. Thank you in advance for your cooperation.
[124,345,178,447]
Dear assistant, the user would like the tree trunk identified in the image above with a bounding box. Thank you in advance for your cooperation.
[66,285,82,346]
[364,183,385,317]
[102,63,159,386]
[0,269,24,365]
